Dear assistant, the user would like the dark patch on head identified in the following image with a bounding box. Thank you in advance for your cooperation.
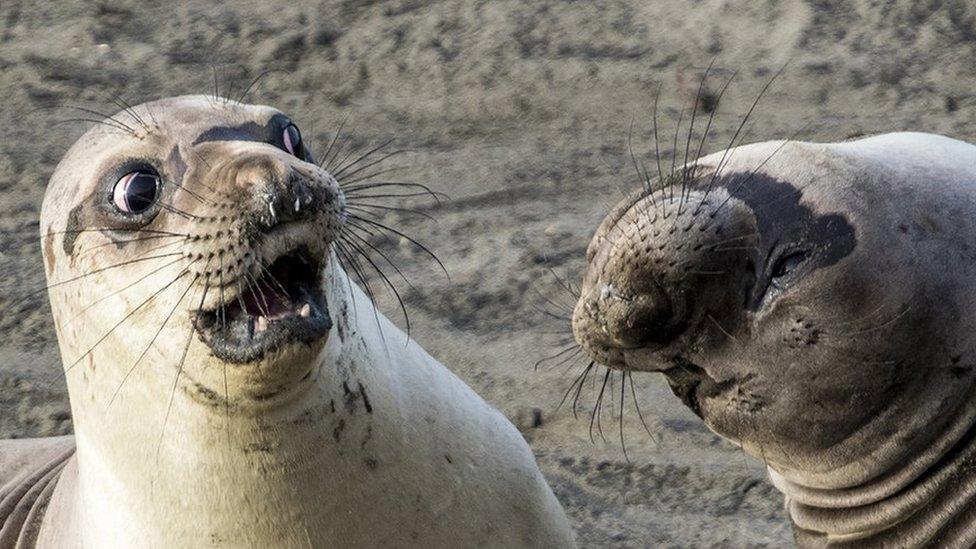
[364,457,378,470]
[714,171,857,310]
[63,201,87,256]
[194,119,275,146]
[43,229,57,274]
[167,145,187,183]
[192,113,313,162]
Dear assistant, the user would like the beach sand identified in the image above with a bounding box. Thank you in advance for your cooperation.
[2,1,975,545]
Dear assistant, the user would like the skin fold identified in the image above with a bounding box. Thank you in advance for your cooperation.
[573,133,976,546]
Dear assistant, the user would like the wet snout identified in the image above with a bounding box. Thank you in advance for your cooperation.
[572,185,756,370]
[579,275,672,351]
[209,144,343,234]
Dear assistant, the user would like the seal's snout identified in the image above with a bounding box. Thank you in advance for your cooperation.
[220,151,342,233]
[185,146,346,366]
[573,184,757,371]
[595,284,672,348]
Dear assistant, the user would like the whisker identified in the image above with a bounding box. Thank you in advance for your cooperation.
[345,202,437,222]
[74,234,186,258]
[680,60,714,212]
[64,254,189,326]
[533,343,581,371]
[348,215,451,281]
[335,166,409,187]
[556,361,594,417]
[24,252,187,302]
[236,69,285,104]
[696,63,788,212]
[341,225,417,290]
[589,368,612,444]
[628,372,656,441]
[109,272,200,408]
[64,260,197,375]
[331,139,399,180]
[338,231,412,336]
[157,267,213,463]
[317,117,349,169]
[346,216,449,280]
[619,371,630,462]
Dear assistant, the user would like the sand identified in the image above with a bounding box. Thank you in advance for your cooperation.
[2,0,975,546]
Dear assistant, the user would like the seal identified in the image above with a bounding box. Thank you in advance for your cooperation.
[1,95,574,548]
[572,132,976,546]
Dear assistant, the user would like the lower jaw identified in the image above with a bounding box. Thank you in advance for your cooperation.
[182,341,328,412]
[194,287,333,365]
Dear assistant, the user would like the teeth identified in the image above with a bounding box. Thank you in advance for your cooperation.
[255,315,269,333]
[295,197,301,212]
[300,303,311,318]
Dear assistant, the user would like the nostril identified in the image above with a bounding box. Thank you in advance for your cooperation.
[587,281,674,350]
[604,291,672,348]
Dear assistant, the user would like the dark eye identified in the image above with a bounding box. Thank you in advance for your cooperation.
[771,250,808,282]
[282,123,304,158]
[112,169,161,214]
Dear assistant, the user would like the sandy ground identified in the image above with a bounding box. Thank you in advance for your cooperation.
[3,1,976,546]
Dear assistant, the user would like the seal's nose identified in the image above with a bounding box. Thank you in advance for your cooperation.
[219,150,329,232]
[591,283,672,348]
[257,173,317,230]
[573,185,757,369]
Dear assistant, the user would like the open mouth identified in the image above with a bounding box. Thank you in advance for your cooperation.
[663,358,736,418]
[194,247,332,364]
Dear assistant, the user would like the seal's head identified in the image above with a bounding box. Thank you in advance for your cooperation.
[41,95,344,411]
[573,135,976,488]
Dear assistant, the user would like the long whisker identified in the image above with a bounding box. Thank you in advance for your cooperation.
[696,63,788,212]
[65,260,196,376]
[157,268,212,462]
[628,372,656,440]
[619,371,630,462]
[24,252,187,302]
[74,234,186,258]
[338,231,412,335]
[347,216,448,279]
[109,273,200,408]
[589,368,612,443]
[345,202,437,222]
[64,254,189,326]
[556,361,594,416]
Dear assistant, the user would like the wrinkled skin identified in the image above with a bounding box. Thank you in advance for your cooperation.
[573,133,976,545]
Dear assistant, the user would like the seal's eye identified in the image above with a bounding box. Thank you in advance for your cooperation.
[770,250,808,286]
[112,170,161,214]
[282,123,304,158]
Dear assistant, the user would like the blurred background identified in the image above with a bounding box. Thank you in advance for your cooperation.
[2,1,975,546]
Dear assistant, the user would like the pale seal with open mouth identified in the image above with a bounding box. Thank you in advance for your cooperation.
[0,96,574,548]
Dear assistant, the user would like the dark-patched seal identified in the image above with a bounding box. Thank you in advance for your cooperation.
[0,95,574,548]
[573,132,976,546]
